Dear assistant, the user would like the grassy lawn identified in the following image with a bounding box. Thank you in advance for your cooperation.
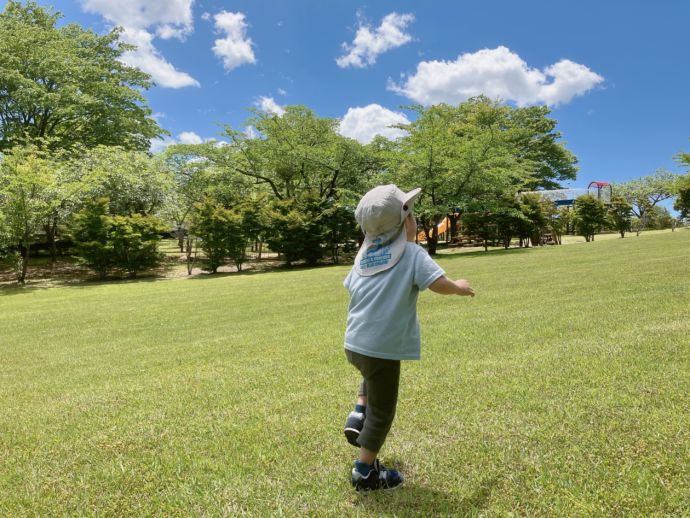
[1,230,688,516]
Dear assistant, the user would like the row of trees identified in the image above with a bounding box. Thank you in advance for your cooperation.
[1,1,688,284]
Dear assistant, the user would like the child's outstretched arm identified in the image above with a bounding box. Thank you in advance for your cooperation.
[429,276,475,297]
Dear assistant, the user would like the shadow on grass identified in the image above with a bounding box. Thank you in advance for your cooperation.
[0,274,173,296]
[0,260,349,295]
[185,262,341,281]
[353,472,502,515]
[433,246,533,261]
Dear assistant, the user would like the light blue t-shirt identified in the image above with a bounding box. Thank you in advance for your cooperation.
[343,242,445,360]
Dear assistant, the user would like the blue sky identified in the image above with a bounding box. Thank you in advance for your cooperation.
[11,1,690,209]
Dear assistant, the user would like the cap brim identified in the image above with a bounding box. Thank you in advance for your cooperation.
[403,188,422,208]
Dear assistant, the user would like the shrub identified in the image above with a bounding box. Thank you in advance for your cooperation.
[71,198,166,278]
[608,195,633,237]
[107,214,167,278]
[192,199,253,273]
[573,195,608,242]
[262,197,326,266]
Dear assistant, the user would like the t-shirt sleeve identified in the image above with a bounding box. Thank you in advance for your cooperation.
[412,246,445,291]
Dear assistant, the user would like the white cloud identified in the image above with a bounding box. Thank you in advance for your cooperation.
[256,96,285,116]
[339,104,410,144]
[337,12,414,69]
[79,0,199,88]
[244,126,259,139]
[80,0,194,36]
[150,136,176,154]
[388,46,604,107]
[277,88,287,96]
[119,27,199,88]
[178,131,203,144]
[211,11,256,71]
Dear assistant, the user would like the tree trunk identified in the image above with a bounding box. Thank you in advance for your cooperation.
[424,225,439,255]
[449,214,459,243]
[44,217,59,264]
[186,235,194,275]
[18,243,30,284]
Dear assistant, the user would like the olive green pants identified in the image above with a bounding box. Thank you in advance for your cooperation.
[345,349,401,453]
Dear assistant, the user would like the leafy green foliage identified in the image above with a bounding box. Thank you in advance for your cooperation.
[191,198,256,273]
[0,145,56,282]
[78,146,172,216]
[0,1,164,152]
[321,201,359,263]
[608,195,633,237]
[673,174,690,219]
[106,213,167,278]
[391,97,575,253]
[573,194,608,242]
[643,205,675,230]
[614,169,682,220]
[262,196,326,266]
[70,198,166,278]
[69,198,112,279]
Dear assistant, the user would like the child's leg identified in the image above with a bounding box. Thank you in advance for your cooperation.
[346,350,401,455]
[346,349,404,490]
[357,379,367,406]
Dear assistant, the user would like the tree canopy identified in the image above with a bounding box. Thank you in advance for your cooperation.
[0,0,164,152]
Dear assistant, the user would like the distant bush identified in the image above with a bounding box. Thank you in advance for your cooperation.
[70,198,166,279]
[262,196,326,266]
[573,195,608,242]
[192,199,251,273]
[608,195,633,237]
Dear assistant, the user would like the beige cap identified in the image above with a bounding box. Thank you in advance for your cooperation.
[353,185,422,276]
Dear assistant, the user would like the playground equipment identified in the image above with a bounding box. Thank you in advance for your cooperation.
[520,181,612,208]
[416,216,450,242]
[587,181,613,205]
[416,181,613,243]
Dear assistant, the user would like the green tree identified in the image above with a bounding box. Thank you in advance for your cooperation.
[70,198,113,279]
[461,209,496,251]
[573,194,608,242]
[673,148,689,218]
[79,147,171,216]
[518,193,550,246]
[221,106,376,202]
[192,199,233,274]
[321,200,359,264]
[262,196,326,266]
[608,195,633,238]
[107,214,166,278]
[0,1,165,152]
[644,205,675,230]
[615,169,682,228]
[508,105,578,190]
[70,197,166,279]
[673,175,690,219]
[393,99,533,254]
[0,145,57,282]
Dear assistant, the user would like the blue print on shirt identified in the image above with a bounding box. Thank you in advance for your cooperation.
[360,238,391,269]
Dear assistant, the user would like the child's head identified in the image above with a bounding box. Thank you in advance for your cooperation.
[353,184,421,276]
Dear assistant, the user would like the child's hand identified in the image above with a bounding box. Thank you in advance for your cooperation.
[454,279,475,297]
